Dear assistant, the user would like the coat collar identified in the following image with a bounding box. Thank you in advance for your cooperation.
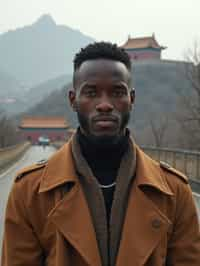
[39,138,173,196]
[135,145,173,196]
[39,140,77,193]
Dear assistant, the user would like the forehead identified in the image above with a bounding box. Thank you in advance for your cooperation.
[75,59,130,84]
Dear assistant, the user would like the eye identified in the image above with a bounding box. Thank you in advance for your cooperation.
[112,88,127,97]
[84,88,97,97]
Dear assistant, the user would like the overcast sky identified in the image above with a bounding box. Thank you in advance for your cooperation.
[1,0,199,60]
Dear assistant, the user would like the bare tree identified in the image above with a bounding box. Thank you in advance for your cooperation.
[176,42,200,149]
[0,110,19,148]
[149,114,170,148]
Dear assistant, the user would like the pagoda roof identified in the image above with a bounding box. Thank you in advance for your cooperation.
[122,35,166,50]
[20,116,69,129]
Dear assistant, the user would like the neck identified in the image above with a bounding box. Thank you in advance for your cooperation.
[78,127,129,154]
[77,128,130,185]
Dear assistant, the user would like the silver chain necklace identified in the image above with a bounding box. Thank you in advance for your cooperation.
[98,181,116,188]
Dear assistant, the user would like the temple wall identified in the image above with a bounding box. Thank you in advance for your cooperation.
[126,50,161,60]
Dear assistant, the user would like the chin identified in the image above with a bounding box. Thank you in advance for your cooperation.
[93,129,119,137]
[89,131,122,145]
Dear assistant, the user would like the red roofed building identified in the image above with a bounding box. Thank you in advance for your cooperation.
[121,34,166,61]
[19,116,69,144]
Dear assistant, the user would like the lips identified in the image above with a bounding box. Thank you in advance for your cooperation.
[93,116,118,123]
[93,116,118,128]
[95,120,116,127]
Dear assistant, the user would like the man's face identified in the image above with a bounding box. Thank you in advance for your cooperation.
[69,59,135,142]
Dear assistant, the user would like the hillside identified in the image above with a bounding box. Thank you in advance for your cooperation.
[1,73,72,115]
[26,74,72,106]
[0,69,28,114]
[0,14,95,87]
[0,69,24,97]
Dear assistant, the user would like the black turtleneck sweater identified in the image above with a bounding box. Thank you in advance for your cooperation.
[77,129,129,223]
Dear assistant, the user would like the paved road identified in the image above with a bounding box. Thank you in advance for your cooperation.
[0,145,56,255]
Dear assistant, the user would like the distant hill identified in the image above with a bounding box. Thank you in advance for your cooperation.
[26,74,72,107]
[0,69,23,97]
[0,69,28,115]
[20,60,192,144]
[0,14,95,87]
[0,72,71,115]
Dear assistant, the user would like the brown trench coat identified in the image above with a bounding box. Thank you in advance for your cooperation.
[1,141,200,266]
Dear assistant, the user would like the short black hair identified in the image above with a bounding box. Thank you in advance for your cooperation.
[73,42,132,86]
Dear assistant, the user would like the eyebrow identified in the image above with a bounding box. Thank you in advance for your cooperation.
[79,82,96,90]
[113,82,128,86]
[79,80,129,90]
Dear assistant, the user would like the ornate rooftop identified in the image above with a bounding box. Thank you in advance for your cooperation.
[122,34,166,50]
[20,116,69,129]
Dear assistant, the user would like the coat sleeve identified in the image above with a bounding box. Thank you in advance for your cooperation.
[1,182,44,266]
[166,183,200,265]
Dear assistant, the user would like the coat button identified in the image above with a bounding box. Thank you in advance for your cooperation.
[152,219,161,229]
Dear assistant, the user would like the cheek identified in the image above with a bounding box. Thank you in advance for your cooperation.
[114,98,132,112]
[76,98,95,114]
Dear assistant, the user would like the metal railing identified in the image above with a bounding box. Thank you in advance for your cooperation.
[141,146,200,212]
[142,146,200,181]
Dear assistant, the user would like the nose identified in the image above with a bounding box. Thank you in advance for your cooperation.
[95,95,114,112]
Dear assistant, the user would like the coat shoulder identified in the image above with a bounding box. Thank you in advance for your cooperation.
[159,161,188,184]
[15,159,47,182]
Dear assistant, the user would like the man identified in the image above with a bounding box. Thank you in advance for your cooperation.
[1,42,200,266]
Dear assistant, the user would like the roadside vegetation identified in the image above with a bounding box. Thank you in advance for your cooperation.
[0,110,20,148]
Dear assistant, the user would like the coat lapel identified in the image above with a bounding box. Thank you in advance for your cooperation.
[116,146,173,266]
[48,184,101,266]
[39,142,101,266]
[116,185,171,265]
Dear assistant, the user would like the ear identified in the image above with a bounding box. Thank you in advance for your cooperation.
[68,89,77,112]
[130,88,135,105]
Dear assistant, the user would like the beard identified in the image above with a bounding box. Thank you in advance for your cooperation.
[76,111,131,147]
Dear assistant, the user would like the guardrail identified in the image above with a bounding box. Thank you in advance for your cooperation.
[142,146,200,182]
[142,146,200,212]
[0,142,31,173]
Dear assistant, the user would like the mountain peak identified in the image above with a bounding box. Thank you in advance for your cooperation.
[34,14,56,27]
